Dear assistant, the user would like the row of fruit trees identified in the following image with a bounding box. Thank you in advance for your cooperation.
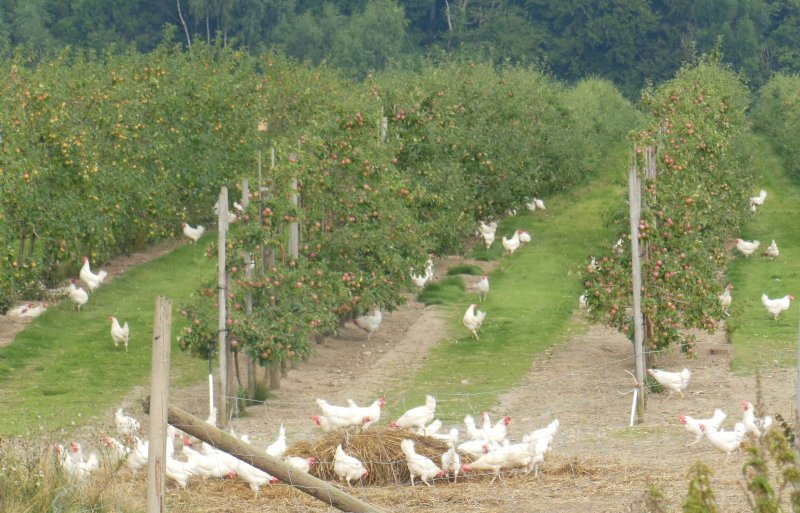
[0,39,758,398]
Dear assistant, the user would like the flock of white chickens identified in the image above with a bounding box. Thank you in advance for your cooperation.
[54,394,560,496]
[731,189,794,320]
[643,187,787,456]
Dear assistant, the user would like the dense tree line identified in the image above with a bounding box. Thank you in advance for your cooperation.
[1,0,800,96]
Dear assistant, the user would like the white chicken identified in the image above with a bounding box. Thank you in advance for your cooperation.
[103,436,146,473]
[334,444,368,486]
[400,439,444,486]
[700,422,747,455]
[718,284,733,317]
[735,239,760,258]
[678,409,727,445]
[415,419,442,437]
[474,275,489,302]
[8,302,49,318]
[463,415,484,441]
[165,453,196,488]
[228,456,279,496]
[502,230,521,254]
[518,230,531,243]
[315,399,371,430]
[391,395,437,431]
[181,442,235,479]
[110,316,130,352]
[741,400,773,438]
[284,456,316,474]
[522,419,560,446]
[613,238,625,255]
[58,442,99,481]
[463,304,486,339]
[182,223,206,243]
[647,367,691,399]
[482,231,495,249]
[457,437,494,459]
[440,428,461,482]
[460,446,516,483]
[80,256,107,292]
[764,240,779,259]
[115,407,140,436]
[213,200,238,224]
[750,189,767,207]
[411,257,434,288]
[353,306,382,340]
[482,412,511,444]
[68,280,89,310]
[761,293,794,320]
[265,423,287,458]
[534,198,546,210]
[343,397,385,429]
[525,199,537,211]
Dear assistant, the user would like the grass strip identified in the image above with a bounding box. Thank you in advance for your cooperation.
[0,237,215,435]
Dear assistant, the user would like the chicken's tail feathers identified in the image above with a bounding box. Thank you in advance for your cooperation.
[400,438,415,456]
[97,270,108,282]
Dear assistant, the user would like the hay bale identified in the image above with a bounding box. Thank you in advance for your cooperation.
[286,427,464,486]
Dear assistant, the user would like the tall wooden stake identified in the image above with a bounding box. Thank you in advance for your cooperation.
[146,296,171,513]
[217,187,229,427]
[628,163,646,422]
[242,178,257,399]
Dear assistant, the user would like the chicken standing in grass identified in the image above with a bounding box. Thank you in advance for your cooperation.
[764,240,779,259]
[502,230,521,254]
[182,223,205,243]
[68,280,89,310]
[761,293,794,320]
[110,316,130,352]
[647,368,690,398]
[80,256,107,292]
[463,304,486,339]
[735,239,760,258]
[474,275,490,302]
[750,189,767,207]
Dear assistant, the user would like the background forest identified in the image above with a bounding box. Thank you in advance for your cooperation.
[1,0,800,97]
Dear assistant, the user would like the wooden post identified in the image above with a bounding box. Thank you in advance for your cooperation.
[146,296,172,513]
[241,178,257,400]
[140,400,387,513]
[628,163,646,422]
[217,187,229,427]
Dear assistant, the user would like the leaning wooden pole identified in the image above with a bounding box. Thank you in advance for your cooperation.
[628,163,646,422]
[140,400,386,513]
[146,296,172,513]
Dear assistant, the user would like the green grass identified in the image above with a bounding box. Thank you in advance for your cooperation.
[384,146,630,422]
[726,134,800,373]
[416,277,466,305]
[0,236,215,436]
[446,264,484,276]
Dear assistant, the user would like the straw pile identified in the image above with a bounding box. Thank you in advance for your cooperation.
[285,427,468,486]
